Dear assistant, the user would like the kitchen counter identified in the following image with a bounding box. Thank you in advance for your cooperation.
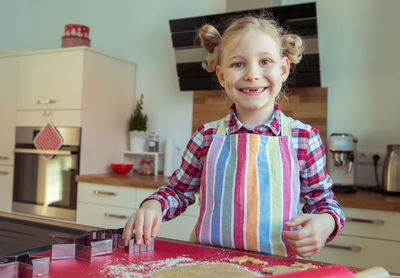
[76,173,400,212]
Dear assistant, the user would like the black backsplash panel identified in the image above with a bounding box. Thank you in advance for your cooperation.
[169,2,320,91]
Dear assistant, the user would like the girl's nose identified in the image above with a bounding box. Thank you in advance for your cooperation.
[244,66,261,81]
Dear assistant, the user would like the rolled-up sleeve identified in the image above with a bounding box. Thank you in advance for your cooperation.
[300,127,345,241]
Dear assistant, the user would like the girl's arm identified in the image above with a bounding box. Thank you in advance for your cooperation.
[282,127,345,257]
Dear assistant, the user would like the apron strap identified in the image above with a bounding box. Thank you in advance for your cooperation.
[217,120,227,135]
[280,112,291,136]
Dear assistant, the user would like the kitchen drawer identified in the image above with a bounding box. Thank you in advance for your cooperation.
[78,182,137,209]
[16,110,82,127]
[0,165,13,212]
[311,234,400,274]
[158,215,198,242]
[136,187,200,217]
[341,207,400,241]
[76,202,132,229]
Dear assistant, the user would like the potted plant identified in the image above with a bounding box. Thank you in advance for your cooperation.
[129,94,147,152]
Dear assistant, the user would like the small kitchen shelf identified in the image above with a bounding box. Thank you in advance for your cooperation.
[120,151,164,176]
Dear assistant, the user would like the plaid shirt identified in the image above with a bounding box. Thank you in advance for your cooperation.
[144,103,345,241]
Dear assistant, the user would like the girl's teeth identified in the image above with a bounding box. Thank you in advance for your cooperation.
[242,88,264,93]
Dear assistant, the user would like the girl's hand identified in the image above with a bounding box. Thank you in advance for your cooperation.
[123,200,162,247]
[281,213,335,258]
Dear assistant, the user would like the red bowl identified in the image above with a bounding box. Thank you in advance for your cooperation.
[110,163,133,175]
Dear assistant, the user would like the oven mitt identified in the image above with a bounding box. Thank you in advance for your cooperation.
[33,121,64,160]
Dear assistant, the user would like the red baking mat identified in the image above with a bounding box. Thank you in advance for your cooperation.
[34,239,358,277]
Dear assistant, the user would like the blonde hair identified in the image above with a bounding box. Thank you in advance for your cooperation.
[198,16,304,101]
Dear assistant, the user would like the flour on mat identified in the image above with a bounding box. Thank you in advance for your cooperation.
[101,256,262,278]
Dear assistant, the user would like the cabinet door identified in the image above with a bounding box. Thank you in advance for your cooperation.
[0,165,14,212]
[311,234,400,274]
[0,56,17,165]
[17,50,84,110]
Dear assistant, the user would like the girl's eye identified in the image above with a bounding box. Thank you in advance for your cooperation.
[232,62,244,68]
[260,59,271,65]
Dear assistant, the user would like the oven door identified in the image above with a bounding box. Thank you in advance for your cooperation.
[12,146,79,221]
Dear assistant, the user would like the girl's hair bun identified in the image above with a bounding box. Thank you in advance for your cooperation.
[198,24,221,54]
[281,34,304,65]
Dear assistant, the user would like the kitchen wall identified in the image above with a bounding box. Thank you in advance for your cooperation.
[1,0,399,185]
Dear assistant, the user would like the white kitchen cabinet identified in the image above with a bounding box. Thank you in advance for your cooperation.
[0,55,18,213]
[10,47,136,174]
[311,207,400,274]
[0,55,18,166]
[77,182,201,241]
[17,50,84,110]
[77,182,137,228]
[0,166,14,212]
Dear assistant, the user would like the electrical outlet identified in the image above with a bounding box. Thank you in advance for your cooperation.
[356,150,386,165]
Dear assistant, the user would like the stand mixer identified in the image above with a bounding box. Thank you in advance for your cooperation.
[327,133,358,193]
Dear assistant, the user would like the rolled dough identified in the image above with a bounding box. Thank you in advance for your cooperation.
[151,263,257,278]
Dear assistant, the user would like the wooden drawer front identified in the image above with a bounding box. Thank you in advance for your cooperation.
[341,207,400,241]
[136,188,200,217]
[78,182,136,209]
[158,215,198,242]
[311,234,400,274]
[76,202,133,229]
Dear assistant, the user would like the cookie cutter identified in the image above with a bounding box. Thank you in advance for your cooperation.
[52,229,113,262]
[112,228,154,253]
[52,228,154,262]
[0,253,50,277]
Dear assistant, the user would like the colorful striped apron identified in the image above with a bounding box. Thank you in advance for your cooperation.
[194,113,300,257]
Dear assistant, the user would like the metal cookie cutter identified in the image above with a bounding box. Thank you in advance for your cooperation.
[112,228,155,254]
[0,253,50,277]
[52,229,113,262]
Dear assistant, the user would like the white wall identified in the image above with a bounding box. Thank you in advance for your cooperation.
[2,0,398,185]
[0,0,22,53]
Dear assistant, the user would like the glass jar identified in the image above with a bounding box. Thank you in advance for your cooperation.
[148,132,159,152]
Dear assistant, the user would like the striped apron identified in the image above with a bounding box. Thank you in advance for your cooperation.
[194,113,300,257]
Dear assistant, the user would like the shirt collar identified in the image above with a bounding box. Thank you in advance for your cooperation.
[224,103,282,135]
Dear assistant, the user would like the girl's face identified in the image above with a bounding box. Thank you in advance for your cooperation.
[216,29,290,123]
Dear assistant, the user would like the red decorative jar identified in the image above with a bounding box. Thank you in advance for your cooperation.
[62,24,91,48]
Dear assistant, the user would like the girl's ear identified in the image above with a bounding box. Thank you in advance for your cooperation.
[280,57,290,82]
[216,65,225,88]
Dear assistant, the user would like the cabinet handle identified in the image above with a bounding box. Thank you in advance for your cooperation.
[37,99,56,104]
[325,244,362,252]
[0,156,9,160]
[104,213,128,219]
[0,171,8,175]
[93,190,117,196]
[347,217,384,225]
[325,244,361,252]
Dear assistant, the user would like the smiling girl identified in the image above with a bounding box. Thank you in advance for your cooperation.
[124,16,345,258]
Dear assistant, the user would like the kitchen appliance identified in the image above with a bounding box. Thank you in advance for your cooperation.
[12,127,81,221]
[382,144,400,194]
[327,133,358,193]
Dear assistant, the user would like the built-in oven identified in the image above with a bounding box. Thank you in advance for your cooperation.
[12,127,81,221]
